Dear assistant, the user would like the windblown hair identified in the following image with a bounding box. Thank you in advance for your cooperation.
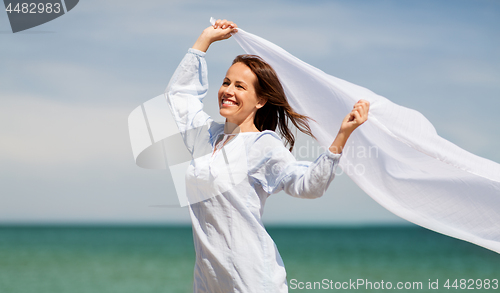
[232,54,316,151]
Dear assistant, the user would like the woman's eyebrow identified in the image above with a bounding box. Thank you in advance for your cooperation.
[223,77,247,87]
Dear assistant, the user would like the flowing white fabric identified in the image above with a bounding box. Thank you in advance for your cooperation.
[230,27,500,254]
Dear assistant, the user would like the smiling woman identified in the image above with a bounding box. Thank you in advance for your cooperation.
[164,19,369,293]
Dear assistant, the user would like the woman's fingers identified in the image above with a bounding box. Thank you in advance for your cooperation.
[213,19,238,30]
[211,19,238,39]
[349,100,369,124]
[351,109,362,123]
[194,19,238,52]
[206,19,238,43]
[353,100,370,120]
[339,100,370,134]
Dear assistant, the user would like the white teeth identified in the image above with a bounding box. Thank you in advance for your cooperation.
[223,99,237,105]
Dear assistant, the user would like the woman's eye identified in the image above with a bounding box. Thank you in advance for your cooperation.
[236,85,244,89]
[222,81,230,86]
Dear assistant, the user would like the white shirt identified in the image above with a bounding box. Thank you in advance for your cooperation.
[165,48,342,293]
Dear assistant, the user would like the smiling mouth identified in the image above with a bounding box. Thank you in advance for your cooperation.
[222,98,238,106]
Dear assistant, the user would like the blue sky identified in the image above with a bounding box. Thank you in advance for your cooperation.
[1,0,499,225]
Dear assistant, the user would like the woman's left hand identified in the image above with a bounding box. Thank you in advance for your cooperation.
[328,100,370,154]
[340,99,370,134]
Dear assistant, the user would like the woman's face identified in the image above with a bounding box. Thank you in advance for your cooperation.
[218,62,266,125]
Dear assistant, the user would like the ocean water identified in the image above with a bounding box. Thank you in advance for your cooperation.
[0,226,498,293]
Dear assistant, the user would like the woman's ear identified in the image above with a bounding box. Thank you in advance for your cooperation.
[256,97,267,109]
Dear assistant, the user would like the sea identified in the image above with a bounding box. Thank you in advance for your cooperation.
[0,225,498,293]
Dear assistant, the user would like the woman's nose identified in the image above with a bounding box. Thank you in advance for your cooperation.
[224,85,235,96]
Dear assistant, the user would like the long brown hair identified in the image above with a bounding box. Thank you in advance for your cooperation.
[232,54,316,151]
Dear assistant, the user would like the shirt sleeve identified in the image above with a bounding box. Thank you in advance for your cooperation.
[165,48,215,155]
[248,132,342,199]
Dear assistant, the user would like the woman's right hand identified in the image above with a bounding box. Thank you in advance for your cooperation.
[192,19,238,52]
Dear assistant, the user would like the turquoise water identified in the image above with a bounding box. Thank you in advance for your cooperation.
[0,226,498,292]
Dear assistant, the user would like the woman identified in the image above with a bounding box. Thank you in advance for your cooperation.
[166,19,369,293]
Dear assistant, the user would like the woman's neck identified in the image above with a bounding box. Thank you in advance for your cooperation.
[224,120,260,133]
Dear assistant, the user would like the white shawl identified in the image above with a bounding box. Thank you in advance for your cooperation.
[128,21,500,254]
[231,26,500,254]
